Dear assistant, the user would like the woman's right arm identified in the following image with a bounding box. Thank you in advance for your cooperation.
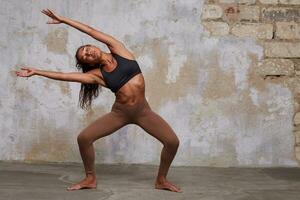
[15,67,101,84]
[41,9,134,57]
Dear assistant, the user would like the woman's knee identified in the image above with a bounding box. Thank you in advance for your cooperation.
[164,136,180,151]
[77,132,93,145]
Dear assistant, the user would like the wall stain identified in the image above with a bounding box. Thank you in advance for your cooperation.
[43,79,72,98]
[24,131,71,162]
[83,105,107,126]
[43,28,68,54]
[57,82,72,98]
[202,65,236,102]
[131,38,199,110]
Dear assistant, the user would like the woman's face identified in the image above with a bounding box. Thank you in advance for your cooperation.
[77,45,102,65]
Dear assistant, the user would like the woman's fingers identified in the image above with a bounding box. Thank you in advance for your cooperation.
[41,9,51,17]
[15,69,32,77]
[46,9,54,17]
[47,9,54,15]
[41,9,55,19]
[42,9,61,24]
[46,9,57,18]
[15,71,26,77]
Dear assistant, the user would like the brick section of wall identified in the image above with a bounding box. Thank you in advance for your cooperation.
[202,0,300,163]
[296,146,300,160]
[257,59,295,76]
[239,5,260,21]
[259,0,279,4]
[294,112,300,125]
[295,131,300,145]
[231,23,273,39]
[219,0,256,4]
[203,21,230,36]
[216,4,260,22]
[265,42,300,57]
[262,7,300,22]
[280,0,300,5]
[202,5,223,19]
[276,22,300,39]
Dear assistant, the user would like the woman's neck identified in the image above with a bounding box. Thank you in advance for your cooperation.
[100,52,115,66]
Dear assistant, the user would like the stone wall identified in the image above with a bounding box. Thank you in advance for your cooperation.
[0,0,299,167]
[202,0,300,162]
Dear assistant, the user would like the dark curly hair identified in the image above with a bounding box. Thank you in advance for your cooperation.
[75,44,102,111]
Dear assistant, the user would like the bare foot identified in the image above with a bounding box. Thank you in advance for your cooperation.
[67,176,97,191]
[155,179,182,193]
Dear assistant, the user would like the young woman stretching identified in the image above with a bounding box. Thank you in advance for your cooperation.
[15,9,181,193]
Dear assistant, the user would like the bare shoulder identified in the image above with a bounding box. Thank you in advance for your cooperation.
[108,42,136,60]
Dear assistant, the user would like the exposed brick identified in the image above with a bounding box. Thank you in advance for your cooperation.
[296,135,300,145]
[202,21,230,36]
[257,59,295,76]
[291,59,300,70]
[280,0,300,5]
[293,80,300,97]
[202,4,223,19]
[262,7,300,22]
[222,4,259,23]
[294,124,300,131]
[219,0,256,4]
[231,23,273,39]
[294,112,300,125]
[259,0,279,4]
[294,79,300,97]
[265,42,300,57]
[276,22,300,39]
[292,59,300,70]
[240,5,260,21]
[223,5,240,23]
[295,130,300,137]
[296,147,300,161]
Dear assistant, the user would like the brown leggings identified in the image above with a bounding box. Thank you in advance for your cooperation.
[77,97,180,180]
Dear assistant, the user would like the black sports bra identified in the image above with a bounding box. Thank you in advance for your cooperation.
[100,53,142,93]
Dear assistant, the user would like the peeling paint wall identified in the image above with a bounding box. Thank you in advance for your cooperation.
[0,0,298,167]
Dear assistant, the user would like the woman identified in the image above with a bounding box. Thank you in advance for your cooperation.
[15,9,181,193]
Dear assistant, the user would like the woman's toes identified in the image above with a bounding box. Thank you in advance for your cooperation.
[67,184,82,191]
[155,181,182,193]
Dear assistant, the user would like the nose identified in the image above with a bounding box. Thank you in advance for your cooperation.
[86,50,92,56]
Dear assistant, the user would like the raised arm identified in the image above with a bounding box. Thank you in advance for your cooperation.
[15,67,101,84]
[41,9,123,49]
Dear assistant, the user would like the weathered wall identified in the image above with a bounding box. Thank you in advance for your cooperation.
[0,0,299,167]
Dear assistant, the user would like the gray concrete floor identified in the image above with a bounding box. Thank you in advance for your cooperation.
[1,161,300,200]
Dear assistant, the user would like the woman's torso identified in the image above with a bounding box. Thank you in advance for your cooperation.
[90,53,146,105]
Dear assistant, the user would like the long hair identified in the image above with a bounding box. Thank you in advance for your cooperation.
[75,45,102,111]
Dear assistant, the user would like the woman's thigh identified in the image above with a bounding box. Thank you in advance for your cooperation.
[135,109,179,146]
[79,111,129,143]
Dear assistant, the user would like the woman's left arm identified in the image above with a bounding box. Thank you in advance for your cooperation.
[42,9,122,48]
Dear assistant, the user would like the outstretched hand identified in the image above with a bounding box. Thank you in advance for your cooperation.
[14,67,37,78]
[41,9,64,24]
